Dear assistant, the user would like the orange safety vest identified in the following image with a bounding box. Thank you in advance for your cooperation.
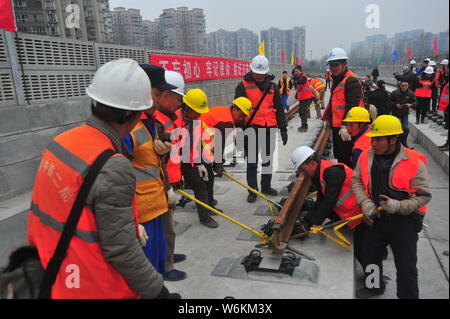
[327,69,365,128]
[352,127,372,161]
[438,83,449,112]
[154,109,184,184]
[319,160,362,229]
[200,106,235,163]
[28,124,140,299]
[279,77,292,95]
[310,78,326,92]
[242,80,277,127]
[295,74,313,101]
[415,79,433,98]
[358,147,427,215]
[434,70,441,88]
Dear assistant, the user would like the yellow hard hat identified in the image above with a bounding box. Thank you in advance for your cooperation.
[183,89,209,114]
[232,97,252,117]
[366,115,404,137]
[342,107,371,123]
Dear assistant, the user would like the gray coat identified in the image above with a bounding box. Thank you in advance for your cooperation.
[351,146,431,216]
[85,115,163,298]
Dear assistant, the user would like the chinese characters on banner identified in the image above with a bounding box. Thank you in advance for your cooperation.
[149,54,251,82]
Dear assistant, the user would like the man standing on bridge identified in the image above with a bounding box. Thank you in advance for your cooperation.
[323,47,364,168]
[235,55,288,203]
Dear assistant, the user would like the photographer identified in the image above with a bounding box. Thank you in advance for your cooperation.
[390,81,417,148]
[394,66,417,91]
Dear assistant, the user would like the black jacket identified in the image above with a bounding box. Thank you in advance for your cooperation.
[394,71,417,90]
[371,68,379,77]
[235,72,287,132]
[367,87,392,116]
[390,88,417,118]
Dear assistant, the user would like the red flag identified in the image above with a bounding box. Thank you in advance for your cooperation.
[296,57,302,66]
[0,0,16,32]
[281,50,285,64]
[433,38,439,57]
[407,48,411,61]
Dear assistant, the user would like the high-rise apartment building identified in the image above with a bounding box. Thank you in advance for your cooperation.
[142,19,161,49]
[260,26,306,63]
[235,28,259,61]
[83,0,114,43]
[112,7,144,47]
[207,28,258,60]
[159,7,207,54]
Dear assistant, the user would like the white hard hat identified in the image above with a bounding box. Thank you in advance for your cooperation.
[440,59,449,65]
[291,146,315,170]
[424,58,431,62]
[250,55,269,74]
[86,58,152,111]
[165,70,185,96]
[410,60,417,64]
[424,66,434,74]
[326,68,330,72]
[429,61,437,66]
[326,48,348,63]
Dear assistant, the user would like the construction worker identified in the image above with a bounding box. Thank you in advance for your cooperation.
[292,65,313,132]
[325,69,331,90]
[28,59,179,299]
[200,97,253,169]
[390,80,418,148]
[324,47,364,168]
[409,60,420,75]
[342,107,372,168]
[351,115,431,299]
[130,66,186,282]
[122,64,175,277]
[309,76,326,113]
[430,61,440,112]
[278,71,293,110]
[415,66,436,124]
[290,146,365,264]
[438,59,449,91]
[179,89,219,228]
[438,69,449,151]
[235,55,288,203]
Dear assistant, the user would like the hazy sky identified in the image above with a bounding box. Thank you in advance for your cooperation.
[109,0,449,59]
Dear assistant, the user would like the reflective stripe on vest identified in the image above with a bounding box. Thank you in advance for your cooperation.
[28,124,140,299]
[130,121,168,223]
[328,70,365,128]
[358,148,427,215]
[279,77,292,95]
[415,80,433,98]
[243,80,277,127]
[438,84,449,112]
[310,78,326,91]
[319,160,362,229]
[295,75,313,101]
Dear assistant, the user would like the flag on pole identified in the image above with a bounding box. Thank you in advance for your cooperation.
[0,0,16,32]
[290,52,295,65]
[407,48,411,61]
[258,41,265,56]
[281,49,285,64]
[377,56,381,65]
[391,50,398,63]
[296,56,302,66]
[433,38,439,57]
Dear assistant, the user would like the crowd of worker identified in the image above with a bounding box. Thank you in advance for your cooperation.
[7,45,447,299]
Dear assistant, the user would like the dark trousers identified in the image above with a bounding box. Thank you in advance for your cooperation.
[354,222,368,269]
[244,126,277,191]
[299,98,312,128]
[363,214,419,299]
[331,126,353,167]
[181,163,215,222]
[431,88,438,112]
[416,97,430,122]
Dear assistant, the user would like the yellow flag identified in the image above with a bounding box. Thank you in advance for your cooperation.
[258,41,265,56]
[290,53,295,65]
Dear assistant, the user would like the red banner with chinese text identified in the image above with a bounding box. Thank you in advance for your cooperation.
[0,0,16,32]
[149,54,250,82]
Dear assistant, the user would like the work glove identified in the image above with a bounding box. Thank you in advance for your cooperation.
[213,162,225,177]
[167,187,177,210]
[379,195,400,214]
[339,126,352,142]
[361,199,379,226]
[138,224,148,247]
[153,139,172,156]
[281,131,288,146]
[155,285,181,299]
[196,164,209,182]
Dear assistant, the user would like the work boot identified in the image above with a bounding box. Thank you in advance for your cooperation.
[355,286,386,299]
[247,193,257,203]
[200,217,218,228]
[297,126,307,132]
[415,119,420,125]
[173,254,186,263]
[163,269,187,281]
[261,187,278,196]
[439,144,449,152]
[421,118,425,124]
